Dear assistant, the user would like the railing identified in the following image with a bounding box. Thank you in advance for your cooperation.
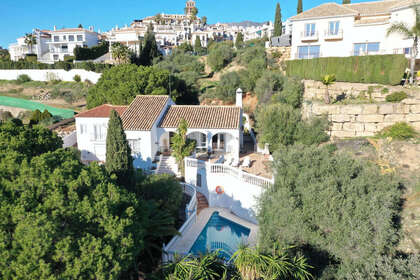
[185,157,274,188]
[182,183,197,219]
[300,31,319,41]
[324,30,343,40]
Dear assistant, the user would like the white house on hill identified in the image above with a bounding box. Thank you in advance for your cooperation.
[75,94,243,170]
[290,0,420,59]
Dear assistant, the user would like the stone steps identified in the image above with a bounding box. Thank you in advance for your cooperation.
[155,156,180,177]
[197,192,209,215]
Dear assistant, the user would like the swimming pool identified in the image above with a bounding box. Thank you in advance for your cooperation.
[189,211,251,260]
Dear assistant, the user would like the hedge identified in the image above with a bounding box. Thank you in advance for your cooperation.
[0,60,112,73]
[286,54,408,85]
[74,41,109,61]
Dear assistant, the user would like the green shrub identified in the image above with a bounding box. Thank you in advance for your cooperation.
[295,117,330,145]
[207,42,235,72]
[385,91,407,102]
[16,74,31,84]
[73,74,81,83]
[286,55,408,85]
[381,87,389,94]
[0,60,110,73]
[376,122,417,140]
[73,41,109,61]
[24,54,37,63]
[64,56,75,63]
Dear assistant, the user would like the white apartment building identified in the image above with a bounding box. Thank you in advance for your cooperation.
[48,27,99,62]
[9,29,51,61]
[290,0,420,59]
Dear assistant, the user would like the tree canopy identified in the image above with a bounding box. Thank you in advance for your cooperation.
[207,42,235,72]
[258,144,403,278]
[139,24,162,66]
[86,64,197,108]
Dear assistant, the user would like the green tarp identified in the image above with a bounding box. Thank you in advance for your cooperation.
[0,96,75,119]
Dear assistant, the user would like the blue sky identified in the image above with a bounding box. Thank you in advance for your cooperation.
[0,0,372,48]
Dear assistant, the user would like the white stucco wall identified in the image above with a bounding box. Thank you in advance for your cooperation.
[76,117,109,162]
[125,130,154,169]
[0,69,101,83]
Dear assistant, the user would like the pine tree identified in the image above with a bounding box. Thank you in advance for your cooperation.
[139,23,162,66]
[273,3,282,37]
[235,32,244,48]
[105,110,134,188]
[342,0,350,4]
[297,0,303,14]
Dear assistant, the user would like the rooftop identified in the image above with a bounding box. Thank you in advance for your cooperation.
[121,95,170,131]
[159,105,241,129]
[75,104,127,118]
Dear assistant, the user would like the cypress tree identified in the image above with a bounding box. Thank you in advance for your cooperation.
[297,0,303,14]
[139,23,162,66]
[342,0,350,4]
[273,3,282,37]
[194,36,202,54]
[105,110,134,188]
[235,32,244,48]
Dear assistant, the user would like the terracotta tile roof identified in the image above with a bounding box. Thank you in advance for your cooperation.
[289,3,357,21]
[346,0,400,15]
[290,0,415,21]
[52,28,97,34]
[121,95,170,131]
[159,105,241,129]
[75,104,128,118]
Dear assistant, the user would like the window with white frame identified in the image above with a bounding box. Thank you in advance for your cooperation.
[328,21,340,35]
[69,35,74,41]
[93,124,107,141]
[80,124,87,134]
[298,45,320,59]
[128,139,141,154]
[54,36,59,42]
[77,35,83,41]
[353,42,380,56]
[304,23,316,37]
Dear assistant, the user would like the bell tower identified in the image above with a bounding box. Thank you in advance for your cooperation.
[185,0,196,16]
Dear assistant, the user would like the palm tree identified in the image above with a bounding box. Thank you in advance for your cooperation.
[321,74,336,104]
[110,42,131,64]
[387,4,420,84]
[24,33,37,54]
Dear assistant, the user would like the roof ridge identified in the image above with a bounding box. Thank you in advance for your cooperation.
[170,105,240,108]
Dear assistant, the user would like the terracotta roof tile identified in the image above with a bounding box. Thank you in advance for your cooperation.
[289,3,357,21]
[346,0,400,15]
[121,95,170,130]
[75,104,127,118]
[52,28,97,33]
[159,105,241,129]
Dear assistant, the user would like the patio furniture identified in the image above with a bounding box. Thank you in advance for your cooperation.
[231,158,240,167]
[224,155,233,165]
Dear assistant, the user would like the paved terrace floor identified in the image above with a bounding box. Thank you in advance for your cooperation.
[170,207,259,254]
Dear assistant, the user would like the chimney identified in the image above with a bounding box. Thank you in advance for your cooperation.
[236,88,243,107]
[53,25,57,31]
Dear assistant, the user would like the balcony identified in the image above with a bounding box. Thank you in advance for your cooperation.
[300,31,319,42]
[50,48,71,54]
[324,30,343,41]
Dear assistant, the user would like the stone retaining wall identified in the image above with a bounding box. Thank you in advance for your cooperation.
[303,99,420,138]
[0,105,28,117]
[304,80,406,102]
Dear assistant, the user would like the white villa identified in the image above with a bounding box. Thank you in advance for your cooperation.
[9,29,51,61]
[48,27,99,62]
[76,91,244,170]
[290,0,420,59]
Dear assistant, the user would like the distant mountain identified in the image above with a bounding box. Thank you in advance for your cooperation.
[212,20,269,27]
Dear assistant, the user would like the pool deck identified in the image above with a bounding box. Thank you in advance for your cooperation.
[170,207,259,254]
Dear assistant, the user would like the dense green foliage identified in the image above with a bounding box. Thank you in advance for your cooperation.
[214,71,243,102]
[0,121,182,279]
[86,64,197,108]
[111,42,132,64]
[105,110,134,189]
[162,245,312,280]
[385,91,408,102]
[74,41,109,60]
[73,74,81,82]
[286,55,408,85]
[194,36,205,55]
[273,3,282,37]
[0,48,10,61]
[258,144,403,278]
[343,0,351,4]
[207,42,235,72]
[0,60,111,73]
[16,74,31,84]
[376,122,418,140]
[255,70,303,108]
[29,109,53,125]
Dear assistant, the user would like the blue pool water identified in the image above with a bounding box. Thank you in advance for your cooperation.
[189,212,251,260]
